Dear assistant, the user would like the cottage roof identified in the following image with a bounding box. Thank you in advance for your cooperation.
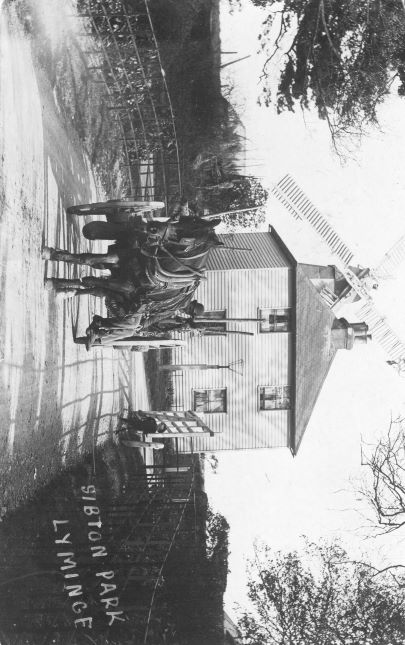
[206,231,292,271]
[292,266,340,454]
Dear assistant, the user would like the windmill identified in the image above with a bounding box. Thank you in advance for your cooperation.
[272,174,405,371]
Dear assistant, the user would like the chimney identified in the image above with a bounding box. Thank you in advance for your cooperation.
[350,322,371,345]
[332,318,371,350]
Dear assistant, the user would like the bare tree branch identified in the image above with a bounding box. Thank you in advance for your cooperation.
[359,419,405,534]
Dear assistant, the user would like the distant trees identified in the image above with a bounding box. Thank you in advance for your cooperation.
[191,90,268,229]
[252,0,405,152]
[238,540,405,645]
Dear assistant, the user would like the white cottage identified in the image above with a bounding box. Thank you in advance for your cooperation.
[169,229,368,454]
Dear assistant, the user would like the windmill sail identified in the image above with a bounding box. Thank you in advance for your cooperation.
[273,173,405,366]
[272,174,355,266]
[273,175,372,299]
[375,234,405,279]
[356,301,405,362]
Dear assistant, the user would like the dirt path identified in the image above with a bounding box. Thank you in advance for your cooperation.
[0,1,148,510]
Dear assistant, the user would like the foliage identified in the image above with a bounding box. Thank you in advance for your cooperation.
[253,0,405,153]
[197,173,268,229]
[226,0,242,11]
[220,175,268,219]
[238,539,405,645]
[359,418,405,534]
[226,0,243,14]
[221,175,267,229]
[163,465,230,645]
[206,507,230,562]
[222,204,266,230]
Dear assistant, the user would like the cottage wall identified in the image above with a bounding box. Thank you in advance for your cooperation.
[172,266,294,452]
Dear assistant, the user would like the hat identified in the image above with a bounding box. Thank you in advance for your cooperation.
[189,300,204,316]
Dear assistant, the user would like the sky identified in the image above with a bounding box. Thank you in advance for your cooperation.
[205,0,405,620]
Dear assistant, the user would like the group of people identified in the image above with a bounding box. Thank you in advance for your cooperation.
[84,298,206,348]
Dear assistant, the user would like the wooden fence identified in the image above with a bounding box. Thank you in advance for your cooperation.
[0,444,201,645]
[74,0,183,212]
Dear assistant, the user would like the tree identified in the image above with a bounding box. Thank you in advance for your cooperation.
[164,503,230,645]
[253,0,405,153]
[206,507,230,563]
[359,417,405,534]
[221,204,267,231]
[238,540,405,645]
[227,0,242,11]
[200,175,268,229]
[220,175,268,229]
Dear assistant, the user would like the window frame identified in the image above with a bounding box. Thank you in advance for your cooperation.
[192,388,227,414]
[258,307,291,333]
[258,385,291,411]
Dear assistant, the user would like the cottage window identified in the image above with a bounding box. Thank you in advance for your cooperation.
[259,308,291,333]
[259,386,291,410]
[196,310,227,334]
[193,388,227,413]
